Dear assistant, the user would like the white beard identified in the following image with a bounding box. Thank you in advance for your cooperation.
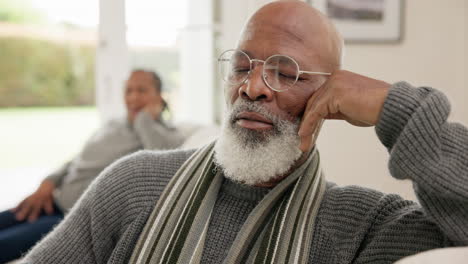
[214,99,302,185]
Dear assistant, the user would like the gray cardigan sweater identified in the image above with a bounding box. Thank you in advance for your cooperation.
[45,111,184,211]
[22,82,468,263]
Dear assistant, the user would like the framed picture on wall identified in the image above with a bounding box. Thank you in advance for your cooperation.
[309,0,403,43]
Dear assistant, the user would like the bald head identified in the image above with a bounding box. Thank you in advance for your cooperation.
[238,0,343,70]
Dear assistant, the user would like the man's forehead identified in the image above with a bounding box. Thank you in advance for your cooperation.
[237,24,315,67]
[236,1,341,71]
[242,23,303,46]
[238,2,322,49]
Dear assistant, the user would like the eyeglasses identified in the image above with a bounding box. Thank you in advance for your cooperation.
[217,49,331,92]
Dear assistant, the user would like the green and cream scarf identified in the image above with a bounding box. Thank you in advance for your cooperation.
[129,141,326,264]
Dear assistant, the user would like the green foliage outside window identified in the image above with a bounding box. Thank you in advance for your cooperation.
[0,0,180,108]
[0,37,95,107]
[0,0,44,24]
[0,0,95,107]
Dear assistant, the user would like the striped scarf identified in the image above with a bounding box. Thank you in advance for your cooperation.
[129,141,326,264]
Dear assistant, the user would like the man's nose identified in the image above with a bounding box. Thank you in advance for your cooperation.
[238,66,274,102]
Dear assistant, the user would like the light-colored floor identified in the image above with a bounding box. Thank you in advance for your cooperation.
[0,107,99,263]
[0,107,98,211]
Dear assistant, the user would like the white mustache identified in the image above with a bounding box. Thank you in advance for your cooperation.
[228,99,287,127]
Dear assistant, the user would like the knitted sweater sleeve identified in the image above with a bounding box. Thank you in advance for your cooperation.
[133,111,184,150]
[353,82,468,263]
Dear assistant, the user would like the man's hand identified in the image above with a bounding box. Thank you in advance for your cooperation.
[12,180,56,222]
[143,97,164,120]
[298,70,390,152]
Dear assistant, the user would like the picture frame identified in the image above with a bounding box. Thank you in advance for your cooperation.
[308,0,403,43]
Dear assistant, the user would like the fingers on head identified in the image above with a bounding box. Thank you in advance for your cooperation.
[305,83,327,114]
[299,112,321,136]
[299,134,312,153]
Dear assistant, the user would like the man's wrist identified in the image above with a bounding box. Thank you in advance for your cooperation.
[375,82,434,151]
[371,81,391,126]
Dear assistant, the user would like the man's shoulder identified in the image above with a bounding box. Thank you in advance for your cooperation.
[317,182,420,239]
[323,182,386,205]
[91,148,196,212]
[98,148,196,187]
[320,182,416,219]
[66,148,197,258]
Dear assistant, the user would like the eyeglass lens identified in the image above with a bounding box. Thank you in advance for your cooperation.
[219,50,250,85]
[263,55,299,91]
[218,50,300,91]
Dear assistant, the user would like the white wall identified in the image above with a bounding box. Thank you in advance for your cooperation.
[218,0,468,200]
[319,0,467,200]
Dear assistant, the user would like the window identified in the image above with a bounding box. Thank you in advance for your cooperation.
[125,0,188,121]
[0,0,216,210]
[0,0,98,209]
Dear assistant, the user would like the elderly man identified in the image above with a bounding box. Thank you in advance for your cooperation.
[22,1,467,263]
[0,69,184,263]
